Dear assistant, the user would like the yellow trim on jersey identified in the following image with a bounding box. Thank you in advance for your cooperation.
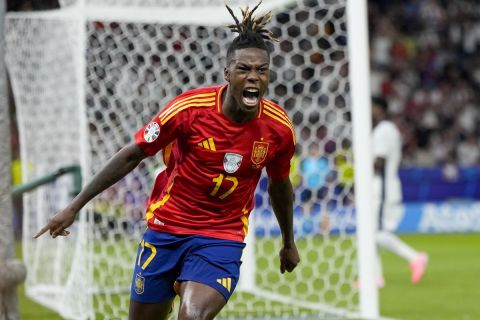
[163,142,173,166]
[146,178,175,220]
[160,101,216,125]
[159,92,215,117]
[145,211,154,221]
[159,96,216,123]
[257,100,264,118]
[263,109,296,145]
[216,85,227,112]
[241,206,249,236]
[263,101,294,127]
[241,216,249,236]
[263,107,294,129]
[159,93,216,123]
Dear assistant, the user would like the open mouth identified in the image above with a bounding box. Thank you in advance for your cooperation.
[242,88,260,107]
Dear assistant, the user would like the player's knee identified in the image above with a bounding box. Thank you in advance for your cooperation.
[129,299,173,320]
[376,230,390,243]
[179,302,216,320]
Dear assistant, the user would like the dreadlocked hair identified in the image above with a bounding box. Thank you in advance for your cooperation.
[225,0,278,63]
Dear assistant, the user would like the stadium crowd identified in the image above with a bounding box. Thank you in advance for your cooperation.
[369,0,480,167]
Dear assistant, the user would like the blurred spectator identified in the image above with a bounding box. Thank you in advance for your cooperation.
[369,0,480,167]
[456,133,480,166]
[335,138,355,206]
[442,153,460,182]
[300,142,330,212]
[7,0,59,11]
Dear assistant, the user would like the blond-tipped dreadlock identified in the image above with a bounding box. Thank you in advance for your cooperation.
[225,0,278,63]
[225,1,278,42]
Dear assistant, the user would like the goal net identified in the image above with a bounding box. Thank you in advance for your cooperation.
[6,0,374,319]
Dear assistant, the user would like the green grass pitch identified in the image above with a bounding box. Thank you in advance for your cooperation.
[17,233,480,319]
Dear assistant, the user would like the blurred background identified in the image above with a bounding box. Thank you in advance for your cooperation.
[369,0,480,234]
[4,0,480,319]
[8,0,480,237]
[370,0,480,168]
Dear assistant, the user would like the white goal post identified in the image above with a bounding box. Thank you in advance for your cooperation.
[5,0,378,319]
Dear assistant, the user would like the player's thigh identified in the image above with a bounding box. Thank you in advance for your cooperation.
[178,281,226,320]
[129,298,174,320]
[176,237,244,318]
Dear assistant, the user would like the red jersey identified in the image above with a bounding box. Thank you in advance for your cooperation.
[135,85,296,242]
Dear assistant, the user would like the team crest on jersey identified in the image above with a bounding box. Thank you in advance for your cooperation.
[251,141,269,165]
[135,273,145,294]
[224,153,243,173]
[144,122,160,143]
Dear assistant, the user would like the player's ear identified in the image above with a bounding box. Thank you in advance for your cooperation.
[224,67,230,82]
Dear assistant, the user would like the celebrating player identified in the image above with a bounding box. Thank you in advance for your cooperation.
[33,2,300,319]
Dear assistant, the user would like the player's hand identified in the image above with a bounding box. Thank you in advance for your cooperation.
[279,243,300,274]
[33,208,77,239]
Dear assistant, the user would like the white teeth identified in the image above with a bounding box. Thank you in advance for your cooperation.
[243,96,259,106]
[245,88,259,92]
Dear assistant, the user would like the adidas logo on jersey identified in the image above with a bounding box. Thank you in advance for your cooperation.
[197,137,216,151]
[216,277,232,292]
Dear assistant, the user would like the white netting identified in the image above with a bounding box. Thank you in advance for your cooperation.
[5,18,93,319]
[6,0,362,319]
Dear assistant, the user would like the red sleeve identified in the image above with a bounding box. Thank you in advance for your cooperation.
[266,130,296,180]
[134,96,190,157]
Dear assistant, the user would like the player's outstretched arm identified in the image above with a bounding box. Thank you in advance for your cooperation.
[267,177,300,274]
[33,142,147,239]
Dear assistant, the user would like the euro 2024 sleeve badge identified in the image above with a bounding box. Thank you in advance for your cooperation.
[144,122,160,143]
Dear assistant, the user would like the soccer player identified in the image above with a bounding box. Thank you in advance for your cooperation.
[372,97,428,286]
[33,2,300,319]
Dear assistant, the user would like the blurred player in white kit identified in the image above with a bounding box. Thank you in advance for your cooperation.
[372,96,428,287]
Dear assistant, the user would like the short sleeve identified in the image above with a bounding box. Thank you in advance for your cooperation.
[266,131,296,180]
[134,100,189,157]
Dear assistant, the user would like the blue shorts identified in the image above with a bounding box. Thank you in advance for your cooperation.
[130,228,245,303]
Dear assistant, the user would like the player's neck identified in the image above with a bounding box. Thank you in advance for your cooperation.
[373,116,386,128]
[222,88,258,124]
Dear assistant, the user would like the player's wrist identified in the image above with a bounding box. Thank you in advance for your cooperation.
[66,202,82,216]
[282,236,295,248]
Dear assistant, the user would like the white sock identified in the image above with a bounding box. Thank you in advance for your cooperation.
[376,231,417,262]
